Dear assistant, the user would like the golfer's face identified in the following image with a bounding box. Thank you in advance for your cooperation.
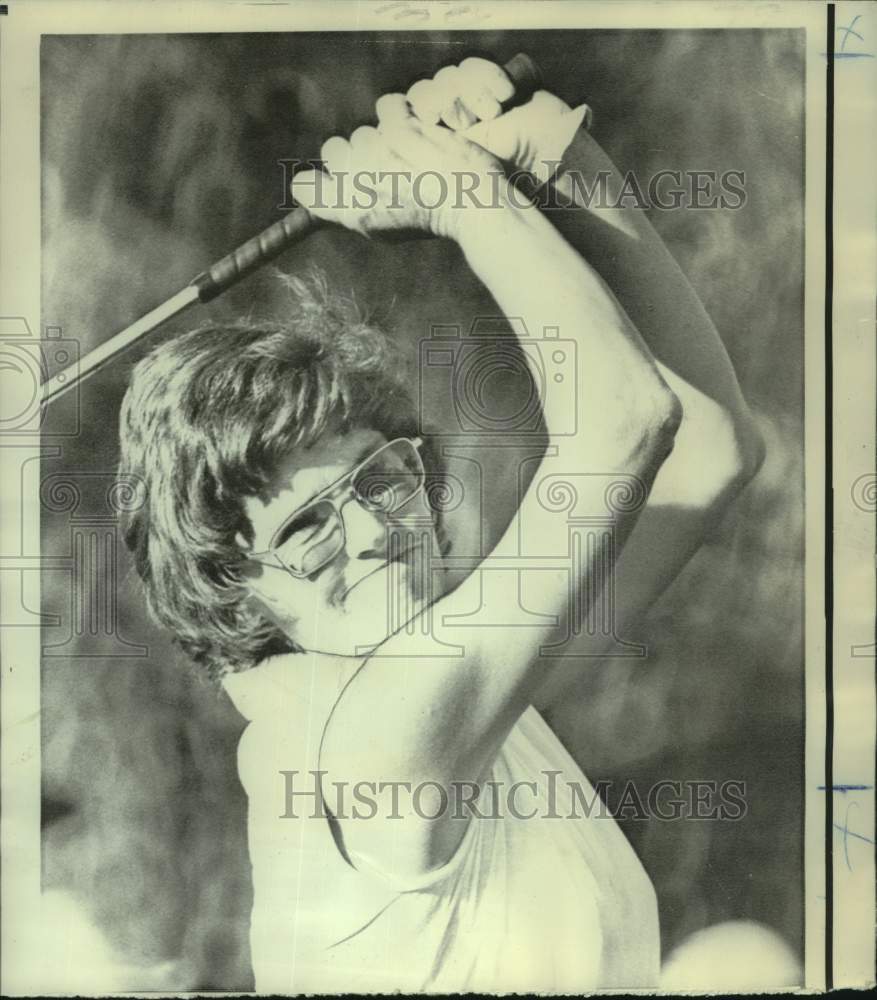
[241,427,441,655]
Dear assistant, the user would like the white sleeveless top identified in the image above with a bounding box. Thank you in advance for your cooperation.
[223,653,660,994]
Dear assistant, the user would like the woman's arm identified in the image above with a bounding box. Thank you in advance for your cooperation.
[413,70,765,678]
[440,70,765,690]
[529,123,766,700]
[292,82,680,880]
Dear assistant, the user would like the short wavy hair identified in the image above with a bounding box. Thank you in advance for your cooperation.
[119,274,427,680]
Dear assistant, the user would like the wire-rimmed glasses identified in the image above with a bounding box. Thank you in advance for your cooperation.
[247,437,426,579]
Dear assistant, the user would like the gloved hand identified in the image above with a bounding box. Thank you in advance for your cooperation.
[405,57,591,185]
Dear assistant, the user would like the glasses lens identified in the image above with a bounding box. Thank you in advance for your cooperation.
[273,499,343,576]
[352,439,425,514]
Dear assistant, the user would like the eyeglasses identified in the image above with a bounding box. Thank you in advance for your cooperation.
[247,437,426,579]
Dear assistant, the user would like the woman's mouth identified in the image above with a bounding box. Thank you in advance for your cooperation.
[340,545,424,606]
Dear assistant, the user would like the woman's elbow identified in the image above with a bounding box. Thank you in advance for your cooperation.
[635,383,685,462]
[585,378,682,475]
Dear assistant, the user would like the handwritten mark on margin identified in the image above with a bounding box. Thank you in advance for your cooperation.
[823,15,875,59]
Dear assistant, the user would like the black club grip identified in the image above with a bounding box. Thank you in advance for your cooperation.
[193,53,543,303]
[193,208,315,303]
[502,53,543,107]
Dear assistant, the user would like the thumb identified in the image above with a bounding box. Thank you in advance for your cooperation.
[463,113,522,166]
[464,92,590,180]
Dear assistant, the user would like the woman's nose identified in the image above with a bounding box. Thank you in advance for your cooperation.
[340,499,388,559]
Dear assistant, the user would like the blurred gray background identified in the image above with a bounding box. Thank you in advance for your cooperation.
[40,30,804,990]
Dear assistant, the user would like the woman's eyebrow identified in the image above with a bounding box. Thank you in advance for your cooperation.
[273,439,384,532]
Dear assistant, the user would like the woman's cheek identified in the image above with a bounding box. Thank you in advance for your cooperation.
[247,572,306,632]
